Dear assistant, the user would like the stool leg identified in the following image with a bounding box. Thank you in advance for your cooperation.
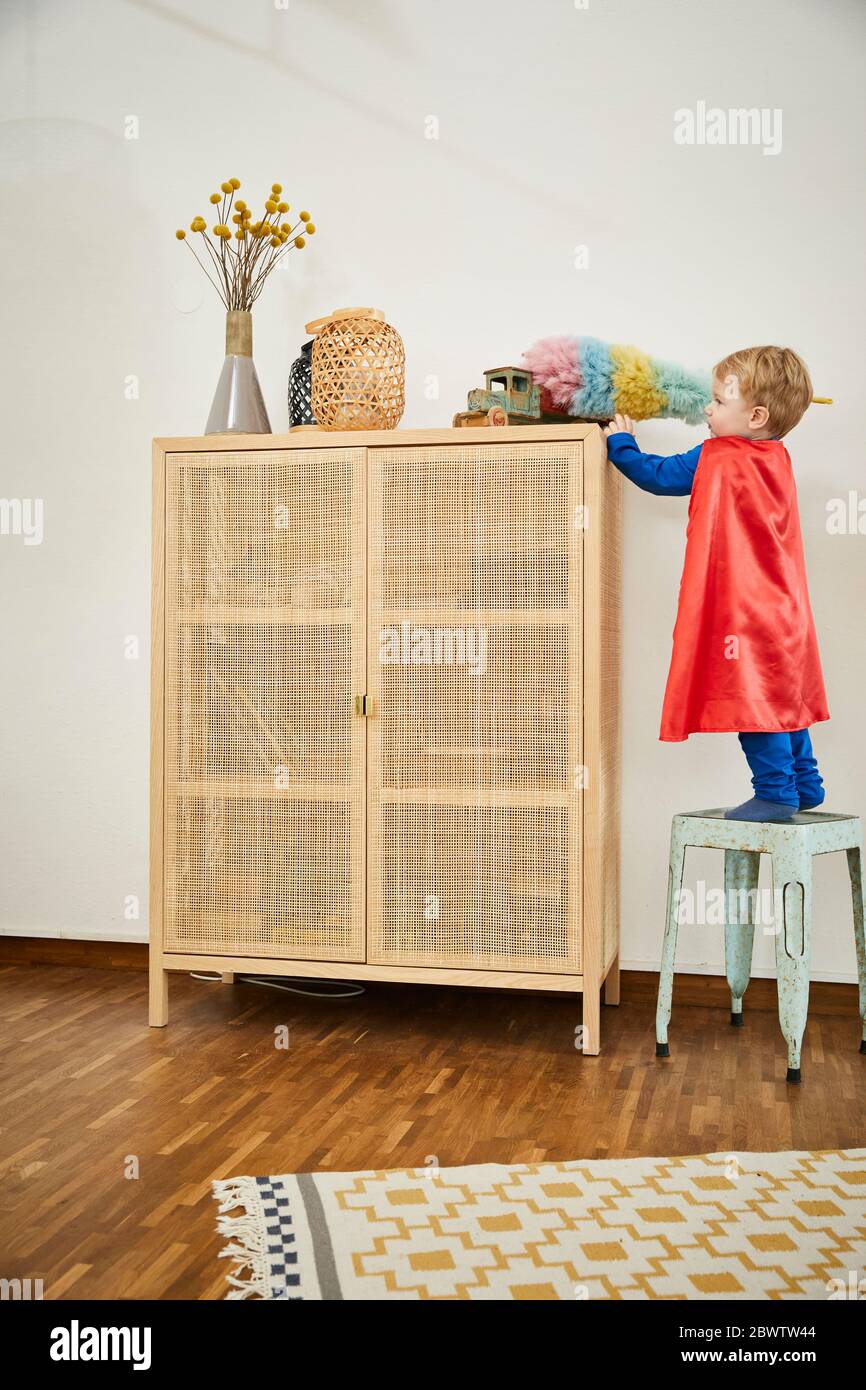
[845,844,866,1053]
[771,842,813,1084]
[656,829,687,1058]
[724,848,760,1026]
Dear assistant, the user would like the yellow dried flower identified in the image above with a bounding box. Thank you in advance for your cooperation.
[173,177,318,308]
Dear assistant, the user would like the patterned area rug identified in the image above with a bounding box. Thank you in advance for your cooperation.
[212,1148,866,1300]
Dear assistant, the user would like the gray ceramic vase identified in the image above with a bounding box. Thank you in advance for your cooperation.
[205,310,271,435]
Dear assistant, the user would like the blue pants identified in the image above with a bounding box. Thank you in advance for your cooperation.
[738,728,824,807]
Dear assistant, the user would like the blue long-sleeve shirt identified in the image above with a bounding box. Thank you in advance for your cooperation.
[606,431,703,496]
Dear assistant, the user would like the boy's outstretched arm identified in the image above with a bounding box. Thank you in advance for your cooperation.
[603,413,703,497]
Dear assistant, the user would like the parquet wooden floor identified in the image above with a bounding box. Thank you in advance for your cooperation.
[1,961,863,1299]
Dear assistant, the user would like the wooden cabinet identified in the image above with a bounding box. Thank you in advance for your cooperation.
[151,426,621,1052]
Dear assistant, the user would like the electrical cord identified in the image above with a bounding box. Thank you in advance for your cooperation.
[190,971,365,999]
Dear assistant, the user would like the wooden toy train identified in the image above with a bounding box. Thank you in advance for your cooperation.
[453,366,559,428]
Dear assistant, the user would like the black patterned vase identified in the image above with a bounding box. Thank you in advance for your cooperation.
[288,339,316,428]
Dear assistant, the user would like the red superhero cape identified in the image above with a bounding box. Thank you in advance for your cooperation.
[659,435,829,742]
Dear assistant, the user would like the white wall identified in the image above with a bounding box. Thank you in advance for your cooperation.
[0,0,863,980]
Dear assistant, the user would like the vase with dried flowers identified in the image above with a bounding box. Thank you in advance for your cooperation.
[175,178,317,434]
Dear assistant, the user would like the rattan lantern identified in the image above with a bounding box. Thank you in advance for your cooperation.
[306,306,405,430]
[288,339,316,430]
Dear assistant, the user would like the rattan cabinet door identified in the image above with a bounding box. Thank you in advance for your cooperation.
[163,449,366,961]
[367,441,583,973]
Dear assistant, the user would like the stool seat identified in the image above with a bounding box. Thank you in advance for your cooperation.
[655,809,866,1084]
[679,810,853,818]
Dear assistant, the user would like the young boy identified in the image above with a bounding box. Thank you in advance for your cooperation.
[604,345,828,822]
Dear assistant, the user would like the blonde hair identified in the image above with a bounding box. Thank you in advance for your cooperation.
[713,345,813,438]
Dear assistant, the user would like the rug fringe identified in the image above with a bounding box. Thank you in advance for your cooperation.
[212,1177,270,1300]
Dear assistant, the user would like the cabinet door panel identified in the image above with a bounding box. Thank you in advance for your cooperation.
[163,449,365,961]
[367,442,583,973]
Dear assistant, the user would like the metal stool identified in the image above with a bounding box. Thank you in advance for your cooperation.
[655,809,866,1083]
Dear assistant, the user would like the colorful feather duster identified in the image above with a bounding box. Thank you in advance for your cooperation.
[522,336,711,425]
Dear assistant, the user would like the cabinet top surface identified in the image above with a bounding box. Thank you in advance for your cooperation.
[154,423,604,453]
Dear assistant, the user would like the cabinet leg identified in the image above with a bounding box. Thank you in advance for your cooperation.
[221,972,235,985]
[149,966,168,1027]
[604,954,620,1006]
[582,986,601,1055]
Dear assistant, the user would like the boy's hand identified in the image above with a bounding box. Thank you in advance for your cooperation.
[604,413,636,437]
